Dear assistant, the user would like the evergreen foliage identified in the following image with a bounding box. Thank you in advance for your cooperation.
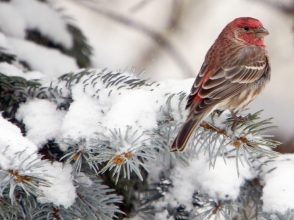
[0,67,283,219]
[26,23,92,68]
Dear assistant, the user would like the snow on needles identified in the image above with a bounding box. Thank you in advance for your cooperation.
[0,0,78,80]
[16,99,66,148]
[4,69,292,212]
[37,162,76,208]
[0,33,78,80]
[7,38,78,78]
[58,72,192,151]
[0,3,26,38]
[0,62,44,80]
[0,114,38,170]
[167,154,255,210]
[0,0,73,48]
[0,115,76,208]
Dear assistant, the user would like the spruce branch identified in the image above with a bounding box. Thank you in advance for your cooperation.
[237,179,262,220]
[153,121,190,167]
[0,188,38,220]
[73,175,124,220]
[61,127,156,184]
[193,192,240,220]
[259,210,294,220]
[0,73,40,118]
[0,153,51,204]
[61,138,100,174]
[25,7,93,68]
[32,204,83,220]
[132,178,172,219]
[0,48,16,64]
[162,93,280,175]
[90,127,156,184]
[58,68,150,92]
[0,66,285,219]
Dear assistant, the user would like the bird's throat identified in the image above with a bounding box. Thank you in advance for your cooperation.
[238,34,266,47]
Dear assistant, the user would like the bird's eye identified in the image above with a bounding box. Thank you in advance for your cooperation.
[244,26,249,31]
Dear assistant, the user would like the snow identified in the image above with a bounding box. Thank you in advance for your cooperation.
[101,89,158,132]
[0,114,38,170]
[168,153,255,210]
[0,115,76,208]
[59,84,104,150]
[0,32,9,48]
[155,210,171,220]
[0,32,78,80]
[58,71,192,151]
[0,0,78,81]
[0,65,292,213]
[75,172,93,186]
[6,37,78,78]
[260,154,294,213]
[16,99,66,148]
[37,162,76,208]
[10,0,73,48]
[0,62,44,80]
[0,0,73,48]
[0,3,26,38]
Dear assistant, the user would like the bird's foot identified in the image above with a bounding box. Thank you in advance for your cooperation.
[230,111,251,131]
[215,109,224,116]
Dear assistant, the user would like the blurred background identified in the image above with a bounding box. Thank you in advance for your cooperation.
[54,0,294,153]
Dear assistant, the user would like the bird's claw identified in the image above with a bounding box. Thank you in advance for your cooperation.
[231,111,251,131]
[215,110,224,116]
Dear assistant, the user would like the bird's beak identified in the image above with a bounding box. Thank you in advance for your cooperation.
[254,26,269,38]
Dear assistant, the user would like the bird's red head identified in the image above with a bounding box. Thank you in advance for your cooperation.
[226,17,269,47]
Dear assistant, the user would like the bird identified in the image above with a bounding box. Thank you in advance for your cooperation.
[170,17,270,152]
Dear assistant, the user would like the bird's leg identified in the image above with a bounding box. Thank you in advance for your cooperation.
[230,110,251,131]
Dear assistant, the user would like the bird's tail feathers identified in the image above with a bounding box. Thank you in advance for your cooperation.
[170,113,207,152]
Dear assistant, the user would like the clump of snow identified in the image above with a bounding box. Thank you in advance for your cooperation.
[9,0,73,48]
[0,62,44,80]
[155,210,171,220]
[0,114,38,170]
[58,85,103,151]
[168,153,255,210]
[16,99,66,148]
[0,3,26,38]
[0,1,78,81]
[0,32,9,48]
[260,154,294,213]
[101,89,158,132]
[58,71,193,151]
[6,38,78,78]
[0,0,72,48]
[0,115,76,208]
[37,162,76,208]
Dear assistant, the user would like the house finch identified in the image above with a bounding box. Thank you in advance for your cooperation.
[170,17,270,152]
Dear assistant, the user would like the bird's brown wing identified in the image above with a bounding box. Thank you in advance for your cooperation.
[186,62,208,110]
[171,48,270,152]
[200,61,269,99]
[186,52,269,114]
